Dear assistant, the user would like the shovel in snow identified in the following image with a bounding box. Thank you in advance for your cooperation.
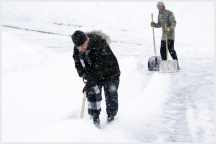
[159,24,177,73]
[148,13,162,71]
[80,79,87,119]
[80,91,86,119]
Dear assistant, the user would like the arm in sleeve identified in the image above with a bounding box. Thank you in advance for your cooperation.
[169,12,176,29]
[72,47,85,78]
[155,15,162,28]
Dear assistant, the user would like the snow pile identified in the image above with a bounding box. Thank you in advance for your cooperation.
[2,33,52,73]
[2,32,80,141]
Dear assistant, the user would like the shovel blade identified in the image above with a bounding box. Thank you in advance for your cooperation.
[159,60,177,73]
[148,56,162,71]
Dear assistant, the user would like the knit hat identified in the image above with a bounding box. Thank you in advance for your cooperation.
[71,30,87,46]
[157,2,165,7]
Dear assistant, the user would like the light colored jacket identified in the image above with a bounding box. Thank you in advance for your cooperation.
[155,9,176,40]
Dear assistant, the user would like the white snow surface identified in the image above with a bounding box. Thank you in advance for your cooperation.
[2,2,214,142]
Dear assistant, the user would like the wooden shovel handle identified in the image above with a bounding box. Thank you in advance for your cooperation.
[151,13,157,55]
[165,23,168,61]
[80,91,87,119]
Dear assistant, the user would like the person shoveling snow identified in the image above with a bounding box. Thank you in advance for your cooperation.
[72,30,121,128]
[151,1,180,70]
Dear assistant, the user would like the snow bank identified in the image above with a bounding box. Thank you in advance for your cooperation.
[2,32,81,141]
[2,2,214,55]
[2,33,52,73]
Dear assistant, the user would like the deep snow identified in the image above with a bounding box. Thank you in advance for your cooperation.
[2,2,215,142]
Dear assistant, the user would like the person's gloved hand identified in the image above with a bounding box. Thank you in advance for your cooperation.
[81,72,88,80]
[163,27,173,33]
[151,22,156,27]
[82,77,97,94]
[82,85,88,93]
[83,78,87,84]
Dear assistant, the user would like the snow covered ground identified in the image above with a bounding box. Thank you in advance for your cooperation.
[2,2,214,142]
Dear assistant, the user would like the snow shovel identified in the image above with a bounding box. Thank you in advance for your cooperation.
[148,13,162,71]
[159,24,177,73]
[80,79,87,119]
[80,91,87,119]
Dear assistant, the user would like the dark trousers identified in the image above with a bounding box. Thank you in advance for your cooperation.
[86,78,119,118]
[160,40,178,61]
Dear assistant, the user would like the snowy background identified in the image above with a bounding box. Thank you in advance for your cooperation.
[2,1,215,142]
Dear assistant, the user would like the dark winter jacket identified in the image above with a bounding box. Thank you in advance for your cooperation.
[73,30,121,86]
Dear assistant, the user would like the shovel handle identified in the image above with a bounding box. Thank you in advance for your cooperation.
[80,91,87,119]
[151,13,157,55]
[151,13,154,22]
[165,23,168,61]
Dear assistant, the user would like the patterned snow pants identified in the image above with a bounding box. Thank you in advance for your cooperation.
[160,40,178,61]
[86,78,119,118]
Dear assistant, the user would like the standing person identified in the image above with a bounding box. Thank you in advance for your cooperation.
[72,30,121,128]
[151,1,180,70]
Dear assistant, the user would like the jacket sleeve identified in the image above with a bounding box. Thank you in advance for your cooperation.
[87,39,109,82]
[155,15,162,28]
[169,12,176,29]
[72,47,85,78]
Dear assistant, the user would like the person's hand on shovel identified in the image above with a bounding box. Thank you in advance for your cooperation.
[150,22,157,27]
[163,27,173,33]
[82,78,87,93]
[82,76,97,94]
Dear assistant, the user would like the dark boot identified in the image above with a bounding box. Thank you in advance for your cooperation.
[92,115,100,129]
[107,116,114,123]
[177,61,180,70]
